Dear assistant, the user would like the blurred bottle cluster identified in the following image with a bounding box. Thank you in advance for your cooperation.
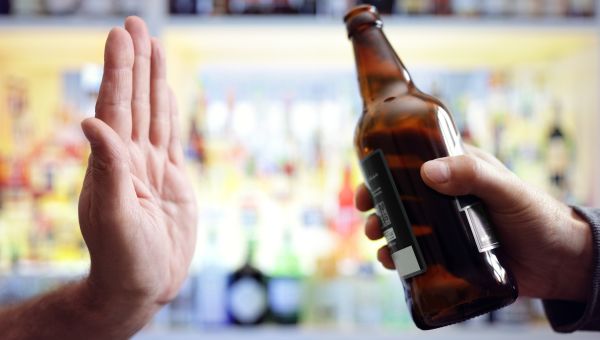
[0,0,595,18]
[0,62,582,331]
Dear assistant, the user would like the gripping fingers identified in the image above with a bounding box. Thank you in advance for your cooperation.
[377,246,395,270]
[355,183,374,212]
[365,213,383,240]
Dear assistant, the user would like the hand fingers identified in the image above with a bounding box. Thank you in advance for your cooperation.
[464,144,509,173]
[95,27,133,140]
[365,213,383,240]
[355,183,374,211]
[168,87,185,165]
[377,246,395,270]
[420,154,529,214]
[149,38,170,148]
[81,118,134,210]
[125,16,152,142]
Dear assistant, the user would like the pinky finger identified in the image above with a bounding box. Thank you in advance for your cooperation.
[377,245,395,270]
[168,87,185,166]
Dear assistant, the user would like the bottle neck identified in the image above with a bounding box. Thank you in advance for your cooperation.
[245,237,256,267]
[350,25,413,106]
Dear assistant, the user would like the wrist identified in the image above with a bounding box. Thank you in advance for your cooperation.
[75,276,160,339]
[552,207,593,302]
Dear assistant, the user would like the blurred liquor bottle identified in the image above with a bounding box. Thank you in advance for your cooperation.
[513,0,544,17]
[0,0,9,14]
[352,262,382,327]
[452,0,480,16]
[487,72,511,166]
[113,0,140,16]
[12,0,42,15]
[356,0,394,14]
[170,0,197,14]
[268,228,303,324]
[0,154,8,209]
[568,0,595,16]
[78,0,113,16]
[432,0,451,15]
[42,0,80,15]
[316,0,354,17]
[544,0,569,17]
[396,0,433,15]
[481,0,511,16]
[187,115,207,167]
[332,165,355,238]
[227,0,316,14]
[195,227,228,327]
[226,236,269,325]
[546,101,571,200]
[6,77,30,152]
[170,0,214,15]
[169,278,196,328]
[196,0,214,14]
[213,0,227,15]
[305,251,349,327]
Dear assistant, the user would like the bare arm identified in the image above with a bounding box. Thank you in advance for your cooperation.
[0,280,156,339]
[0,16,197,340]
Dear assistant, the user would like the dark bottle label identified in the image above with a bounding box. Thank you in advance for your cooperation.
[360,149,426,279]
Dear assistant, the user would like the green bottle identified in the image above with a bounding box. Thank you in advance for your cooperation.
[268,228,303,324]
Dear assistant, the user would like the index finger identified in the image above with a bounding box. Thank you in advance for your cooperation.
[355,183,374,211]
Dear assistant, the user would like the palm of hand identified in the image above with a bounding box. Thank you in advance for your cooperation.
[78,17,197,306]
[486,186,576,299]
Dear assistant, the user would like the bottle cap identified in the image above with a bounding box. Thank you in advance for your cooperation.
[344,5,383,39]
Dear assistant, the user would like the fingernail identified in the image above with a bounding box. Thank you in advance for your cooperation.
[423,160,450,184]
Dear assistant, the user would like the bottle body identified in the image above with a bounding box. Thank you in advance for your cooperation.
[346,5,517,329]
[355,91,517,329]
[226,264,269,325]
[226,237,269,326]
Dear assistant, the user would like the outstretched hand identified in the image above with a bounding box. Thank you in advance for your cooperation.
[78,17,197,310]
[356,145,592,302]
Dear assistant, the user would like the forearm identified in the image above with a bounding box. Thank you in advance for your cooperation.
[553,206,594,302]
[0,278,159,340]
[544,205,600,332]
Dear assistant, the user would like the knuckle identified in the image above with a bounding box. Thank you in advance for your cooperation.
[90,151,127,175]
[461,154,482,179]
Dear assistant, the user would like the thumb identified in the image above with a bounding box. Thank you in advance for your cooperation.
[420,154,528,214]
[81,118,132,205]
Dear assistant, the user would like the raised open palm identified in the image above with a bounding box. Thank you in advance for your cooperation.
[78,17,197,307]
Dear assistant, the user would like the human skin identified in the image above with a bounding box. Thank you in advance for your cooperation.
[356,145,592,302]
[0,17,197,340]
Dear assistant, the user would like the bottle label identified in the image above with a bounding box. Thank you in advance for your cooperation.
[268,277,301,316]
[360,149,426,279]
[228,278,267,323]
[456,196,500,252]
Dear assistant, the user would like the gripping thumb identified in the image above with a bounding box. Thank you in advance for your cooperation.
[420,154,527,214]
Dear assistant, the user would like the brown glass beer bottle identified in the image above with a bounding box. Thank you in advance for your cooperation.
[344,5,518,329]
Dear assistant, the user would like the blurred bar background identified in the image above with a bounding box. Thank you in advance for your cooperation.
[0,0,598,339]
